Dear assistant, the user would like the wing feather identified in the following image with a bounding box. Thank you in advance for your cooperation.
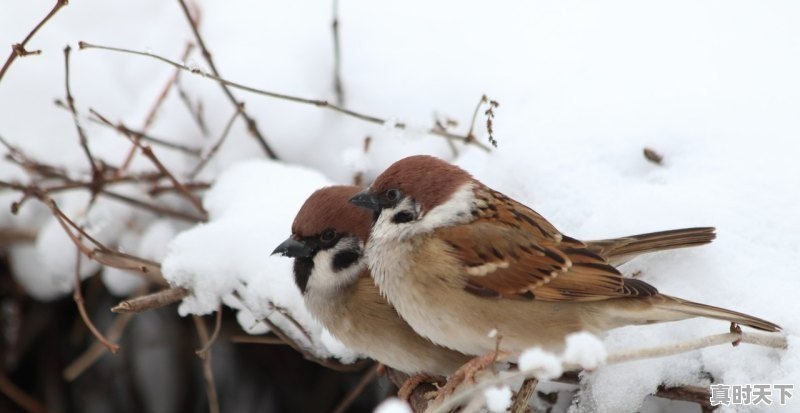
[438,189,658,302]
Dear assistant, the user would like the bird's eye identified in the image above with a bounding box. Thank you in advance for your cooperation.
[386,189,401,201]
[320,229,337,242]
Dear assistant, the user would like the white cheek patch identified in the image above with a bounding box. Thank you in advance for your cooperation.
[307,238,365,294]
[370,183,476,243]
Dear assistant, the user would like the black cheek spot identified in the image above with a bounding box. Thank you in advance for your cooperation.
[332,251,361,271]
[392,211,415,224]
[293,258,314,292]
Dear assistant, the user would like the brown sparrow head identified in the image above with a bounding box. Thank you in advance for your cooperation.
[273,185,469,375]
[350,155,779,356]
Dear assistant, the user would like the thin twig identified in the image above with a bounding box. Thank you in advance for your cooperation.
[72,246,120,354]
[54,101,202,155]
[427,330,787,413]
[174,75,210,137]
[331,0,345,106]
[193,315,220,413]
[143,42,196,131]
[63,310,135,381]
[230,335,289,345]
[39,194,169,282]
[331,363,380,413]
[510,378,538,413]
[79,41,492,152]
[100,188,206,223]
[0,0,69,84]
[175,0,278,159]
[229,293,368,372]
[111,287,189,313]
[118,43,198,175]
[90,108,208,219]
[63,46,102,193]
[190,105,243,178]
[195,304,223,359]
[0,373,47,413]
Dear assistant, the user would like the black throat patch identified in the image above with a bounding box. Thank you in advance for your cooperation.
[293,258,314,292]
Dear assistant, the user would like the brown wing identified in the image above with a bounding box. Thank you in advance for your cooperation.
[439,188,657,302]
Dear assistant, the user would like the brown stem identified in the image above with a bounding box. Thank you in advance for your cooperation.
[63,46,102,191]
[175,0,279,159]
[190,105,242,178]
[331,0,345,106]
[63,310,135,381]
[0,0,68,84]
[195,305,223,359]
[0,373,47,413]
[79,41,491,152]
[230,335,288,345]
[510,377,538,413]
[89,108,208,219]
[111,287,189,313]
[331,363,380,413]
[100,189,206,223]
[141,145,207,217]
[118,43,198,175]
[193,315,220,413]
[72,247,121,354]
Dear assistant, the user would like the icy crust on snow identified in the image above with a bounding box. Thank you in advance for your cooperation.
[161,160,348,358]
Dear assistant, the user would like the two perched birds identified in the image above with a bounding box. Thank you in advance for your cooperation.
[273,155,780,385]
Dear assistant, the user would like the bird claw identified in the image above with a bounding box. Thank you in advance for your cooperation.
[433,352,500,403]
[397,374,441,401]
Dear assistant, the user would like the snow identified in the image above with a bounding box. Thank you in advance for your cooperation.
[374,398,412,413]
[484,385,513,412]
[562,332,607,370]
[1,1,799,412]
[518,348,564,380]
[160,160,340,358]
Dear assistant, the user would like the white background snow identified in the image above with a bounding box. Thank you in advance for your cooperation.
[1,1,799,412]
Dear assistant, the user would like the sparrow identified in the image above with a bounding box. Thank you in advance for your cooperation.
[350,155,780,357]
[272,185,471,377]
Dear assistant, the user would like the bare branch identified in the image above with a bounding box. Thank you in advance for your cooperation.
[331,363,380,413]
[175,0,279,159]
[111,287,189,313]
[90,108,208,219]
[0,0,69,84]
[79,41,492,152]
[510,377,538,413]
[428,330,787,413]
[190,105,243,178]
[73,246,120,354]
[63,310,135,381]
[63,46,102,191]
[195,305,223,359]
[331,0,345,106]
[0,373,47,413]
[230,335,288,345]
[193,315,220,413]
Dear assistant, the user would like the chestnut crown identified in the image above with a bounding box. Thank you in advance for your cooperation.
[367,155,473,214]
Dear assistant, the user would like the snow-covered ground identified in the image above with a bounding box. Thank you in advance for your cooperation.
[2,1,799,412]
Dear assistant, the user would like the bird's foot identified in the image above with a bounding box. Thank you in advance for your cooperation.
[397,373,442,401]
[434,352,501,403]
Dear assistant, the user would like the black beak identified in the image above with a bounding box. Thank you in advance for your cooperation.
[272,237,313,258]
[349,190,381,213]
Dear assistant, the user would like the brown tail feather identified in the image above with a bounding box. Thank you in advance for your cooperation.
[655,295,781,332]
[586,227,716,266]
